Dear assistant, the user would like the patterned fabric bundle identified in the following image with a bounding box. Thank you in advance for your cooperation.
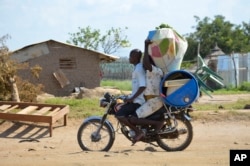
[147,28,188,74]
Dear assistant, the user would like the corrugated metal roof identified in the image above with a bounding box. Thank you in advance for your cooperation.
[12,39,119,62]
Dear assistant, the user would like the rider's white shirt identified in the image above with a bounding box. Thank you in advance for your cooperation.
[130,63,146,105]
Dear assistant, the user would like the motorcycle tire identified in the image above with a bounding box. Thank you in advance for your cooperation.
[156,116,193,151]
[77,118,115,151]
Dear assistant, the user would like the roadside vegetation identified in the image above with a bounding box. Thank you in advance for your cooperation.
[43,80,250,119]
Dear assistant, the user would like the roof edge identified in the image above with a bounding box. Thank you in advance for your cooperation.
[12,39,119,62]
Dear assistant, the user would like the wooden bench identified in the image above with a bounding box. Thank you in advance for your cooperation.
[0,101,70,137]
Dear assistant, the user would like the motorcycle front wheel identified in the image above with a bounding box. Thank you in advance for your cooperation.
[77,118,115,151]
[156,116,193,151]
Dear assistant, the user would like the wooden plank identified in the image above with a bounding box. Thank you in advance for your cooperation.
[53,70,70,88]
[17,106,38,114]
[0,105,12,111]
[2,105,19,113]
[0,101,67,109]
[32,107,52,115]
[0,112,52,123]
[47,107,61,116]
[164,79,190,87]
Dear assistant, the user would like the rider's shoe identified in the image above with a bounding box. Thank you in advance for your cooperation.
[131,131,145,146]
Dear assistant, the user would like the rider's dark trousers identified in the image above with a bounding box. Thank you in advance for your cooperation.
[115,103,140,117]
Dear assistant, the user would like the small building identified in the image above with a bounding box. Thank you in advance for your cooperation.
[206,43,226,72]
[207,43,225,59]
[11,39,118,96]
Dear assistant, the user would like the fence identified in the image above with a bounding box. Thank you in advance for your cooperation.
[101,58,133,80]
[217,53,250,87]
[101,53,250,88]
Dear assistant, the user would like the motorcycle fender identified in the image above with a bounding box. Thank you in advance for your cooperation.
[82,116,115,134]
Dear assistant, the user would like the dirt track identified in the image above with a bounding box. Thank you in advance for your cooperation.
[1,94,250,166]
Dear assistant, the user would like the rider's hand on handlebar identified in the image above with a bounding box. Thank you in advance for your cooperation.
[124,97,133,103]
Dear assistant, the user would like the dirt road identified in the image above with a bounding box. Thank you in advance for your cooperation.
[1,94,250,166]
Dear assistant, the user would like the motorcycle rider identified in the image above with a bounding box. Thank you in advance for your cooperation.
[115,48,146,139]
[129,39,165,143]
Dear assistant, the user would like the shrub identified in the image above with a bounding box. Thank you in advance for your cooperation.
[239,81,250,91]
[17,77,44,102]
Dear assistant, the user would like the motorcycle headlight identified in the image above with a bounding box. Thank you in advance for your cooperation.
[99,98,108,107]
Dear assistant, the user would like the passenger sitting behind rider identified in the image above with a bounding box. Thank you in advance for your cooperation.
[129,39,165,143]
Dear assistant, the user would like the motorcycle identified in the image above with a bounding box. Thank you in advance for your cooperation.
[77,70,200,152]
[77,92,194,152]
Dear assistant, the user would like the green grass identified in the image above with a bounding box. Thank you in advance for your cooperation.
[101,79,131,91]
[213,89,249,95]
[193,98,249,112]
[43,79,133,119]
[44,97,104,118]
[44,92,250,119]
[43,79,250,119]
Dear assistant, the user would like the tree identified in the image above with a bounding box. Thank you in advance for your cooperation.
[67,26,130,54]
[0,35,44,102]
[0,34,20,101]
[184,15,250,60]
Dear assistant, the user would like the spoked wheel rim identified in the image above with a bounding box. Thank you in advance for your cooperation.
[77,120,114,151]
[156,118,193,151]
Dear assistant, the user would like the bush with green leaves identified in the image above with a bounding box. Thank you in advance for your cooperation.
[239,81,250,91]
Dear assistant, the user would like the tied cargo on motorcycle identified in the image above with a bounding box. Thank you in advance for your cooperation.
[76,27,223,152]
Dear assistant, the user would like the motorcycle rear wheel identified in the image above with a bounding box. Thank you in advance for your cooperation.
[77,119,115,151]
[156,117,193,151]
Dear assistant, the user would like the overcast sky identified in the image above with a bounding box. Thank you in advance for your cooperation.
[1,0,250,57]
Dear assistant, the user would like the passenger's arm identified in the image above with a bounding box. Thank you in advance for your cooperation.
[143,39,152,71]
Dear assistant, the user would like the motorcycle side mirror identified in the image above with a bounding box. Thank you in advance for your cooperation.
[104,92,111,101]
